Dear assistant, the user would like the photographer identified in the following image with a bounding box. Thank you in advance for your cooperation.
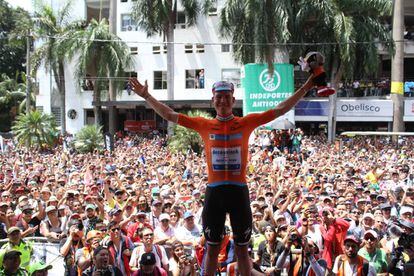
[387,232,414,276]
[276,236,327,276]
[59,219,85,276]
[169,241,196,276]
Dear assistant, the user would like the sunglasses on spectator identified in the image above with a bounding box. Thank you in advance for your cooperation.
[110,227,120,233]
[2,195,9,198]
[23,210,33,215]
[352,211,361,215]
[365,236,377,242]
[143,233,154,237]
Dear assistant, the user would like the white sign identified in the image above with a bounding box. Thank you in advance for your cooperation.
[404,100,414,116]
[336,100,393,117]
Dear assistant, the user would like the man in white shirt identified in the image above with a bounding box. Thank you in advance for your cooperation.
[175,211,201,247]
[154,213,175,245]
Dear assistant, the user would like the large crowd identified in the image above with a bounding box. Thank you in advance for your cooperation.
[0,130,414,275]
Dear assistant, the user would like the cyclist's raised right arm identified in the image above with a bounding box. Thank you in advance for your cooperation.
[129,78,179,123]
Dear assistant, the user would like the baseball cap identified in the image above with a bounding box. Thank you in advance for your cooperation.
[108,208,122,216]
[152,200,162,206]
[21,205,34,212]
[7,227,21,235]
[192,189,200,196]
[45,206,57,213]
[380,203,392,210]
[362,213,375,220]
[140,252,156,265]
[400,206,413,215]
[159,213,170,221]
[212,81,234,93]
[183,211,194,220]
[344,235,361,245]
[27,261,52,274]
[85,204,96,211]
[364,230,378,240]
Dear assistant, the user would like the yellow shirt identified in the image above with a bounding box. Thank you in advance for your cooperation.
[0,241,33,269]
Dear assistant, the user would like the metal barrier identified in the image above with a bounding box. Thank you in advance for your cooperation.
[0,237,64,276]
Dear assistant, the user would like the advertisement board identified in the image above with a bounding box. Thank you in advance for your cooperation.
[124,120,156,132]
[241,64,294,115]
[405,100,414,117]
[336,100,393,117]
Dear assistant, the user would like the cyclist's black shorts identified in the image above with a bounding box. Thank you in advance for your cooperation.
[202,184,252,246]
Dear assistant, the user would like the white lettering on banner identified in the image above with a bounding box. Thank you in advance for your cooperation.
[336,100,393,117]
[249,92,292,99]
[211,146,241,172]
[252,101,282,107]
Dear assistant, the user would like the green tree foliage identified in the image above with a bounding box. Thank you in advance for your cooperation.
[220,0,392,81]
[31,0,84,134]
[73,125,104,153]
[12,110,58,149]
[65,18,133,126]
[168,110,212,154]
[0,0,30,77]
[0,72,35,131]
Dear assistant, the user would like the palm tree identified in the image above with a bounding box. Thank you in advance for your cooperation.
[131,0,214,100]
[12,110,58,149]
[168,110,212,154]
[65,18,133,126]
[31,0,83,135]
[220,0,392,141]
[73,125,104,153]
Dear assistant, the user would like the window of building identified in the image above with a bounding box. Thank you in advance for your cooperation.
[175,11,186,29]
[185,44,193,53]
[163,45,167,54]
[130,47,138,55]
[121,14,137,32]
[186,69,205,89]
[208,0,218,15]
[120,0,128,2]
[154,71,167,90]
[221,44,231,52]
[222,69,241,88]
[196,44,205,53]
[153,46,161,54]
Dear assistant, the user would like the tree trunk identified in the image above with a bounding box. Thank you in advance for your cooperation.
[58,62,66,135]
[108,0,117,135]
[328,61,344,143]
[391,0,405,140]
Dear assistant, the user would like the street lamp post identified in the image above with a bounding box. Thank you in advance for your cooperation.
[25,30,31,114]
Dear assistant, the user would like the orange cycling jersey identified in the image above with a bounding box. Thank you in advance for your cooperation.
[178,109,278,187]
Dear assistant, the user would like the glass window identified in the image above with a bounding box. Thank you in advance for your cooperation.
[121,0,128,2]
[196,44,205,53]
[154,71,167,90]
[163,45,167,54]
[221,44,230,52]
[208,0,218,15]
[186,69,205,89]
[175,12,186,29]
[153,46,161,54]
[185,44,193,53]
[222,69,241,88]
[121,14,137,32]
[130,47,138,55]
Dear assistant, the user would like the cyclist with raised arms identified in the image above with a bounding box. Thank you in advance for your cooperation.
[129,73,314,276]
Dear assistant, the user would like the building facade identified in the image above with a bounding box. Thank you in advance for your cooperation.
[35,0,414,134]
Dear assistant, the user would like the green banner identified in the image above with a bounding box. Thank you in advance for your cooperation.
[241,63,294,115]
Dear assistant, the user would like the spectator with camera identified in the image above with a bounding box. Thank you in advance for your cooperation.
[388,232,414,276]
[59,219,85,276]
[169,241,196,276]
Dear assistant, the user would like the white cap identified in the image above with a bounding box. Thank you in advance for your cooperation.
[159,213,170,221]
[400,206,413,215]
